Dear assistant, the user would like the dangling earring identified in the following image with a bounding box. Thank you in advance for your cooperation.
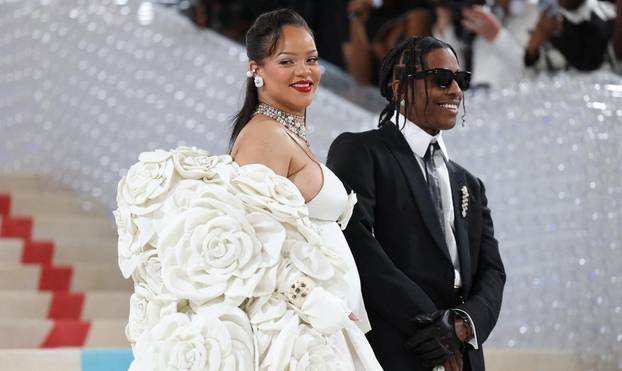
[254,75,264,88]
[247,68,264,88]
[400,99,405,107]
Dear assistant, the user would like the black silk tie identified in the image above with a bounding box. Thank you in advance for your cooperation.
[424,142,446,237]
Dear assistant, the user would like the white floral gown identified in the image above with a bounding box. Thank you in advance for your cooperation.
[114,147,382,371]
[306,162,381,370]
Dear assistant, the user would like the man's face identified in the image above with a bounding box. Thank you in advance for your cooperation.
[402,48,464,135]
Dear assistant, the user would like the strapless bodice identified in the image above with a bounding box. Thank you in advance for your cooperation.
[307,163,356,229]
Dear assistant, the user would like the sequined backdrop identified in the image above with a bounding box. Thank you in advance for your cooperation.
[1,0,621,369]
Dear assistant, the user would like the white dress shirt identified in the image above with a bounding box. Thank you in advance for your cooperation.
[397,114,462,287]
[393,114,479,348]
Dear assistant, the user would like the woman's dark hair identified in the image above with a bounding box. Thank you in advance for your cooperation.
[230,9,313,147]
[377,36,464,128]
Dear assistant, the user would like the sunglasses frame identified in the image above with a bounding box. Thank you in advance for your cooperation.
[408,68,472,91]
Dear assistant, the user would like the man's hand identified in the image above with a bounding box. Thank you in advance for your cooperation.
[443,352,464,371]
[348,0,373,20]
[534,9,562,39]
[526,9,562,58]
[405,310,463,367]
[462,6,502,42]
[454,318,473,343]
[435,7,453,35]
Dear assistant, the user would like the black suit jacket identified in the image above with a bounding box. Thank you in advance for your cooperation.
[326,122,506,371]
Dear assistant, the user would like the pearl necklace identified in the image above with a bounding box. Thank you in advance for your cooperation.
[253,103,309,146]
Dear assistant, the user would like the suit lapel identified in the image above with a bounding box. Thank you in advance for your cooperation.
[446,161,472,293]
[379,123,451,262]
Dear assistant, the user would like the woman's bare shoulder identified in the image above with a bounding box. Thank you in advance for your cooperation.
[241,116,289,140]
[232,117,294,176]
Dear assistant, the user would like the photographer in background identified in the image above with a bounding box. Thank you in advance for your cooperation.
[344,0,435,85]
[433,0,487,73]
[525,0,617,72]
[438,0,540,88]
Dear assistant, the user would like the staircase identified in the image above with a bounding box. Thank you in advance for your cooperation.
[0,175,133,371]
[0,175,603,371]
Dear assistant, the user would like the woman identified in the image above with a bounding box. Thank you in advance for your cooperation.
[230,9,382,370]
[115,9,382,371]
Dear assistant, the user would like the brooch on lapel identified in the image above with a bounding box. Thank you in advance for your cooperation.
[460,185,469,218]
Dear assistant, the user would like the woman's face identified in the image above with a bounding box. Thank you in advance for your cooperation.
[402,47,463,135]
[253,25,320,115]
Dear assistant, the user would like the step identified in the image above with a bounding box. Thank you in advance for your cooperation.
[48,235,118,252]
[485,349,602,371]
[0,349,604,371]
[0,214,116,240]
[0,348,133,371]
[0,348,602,370]
[0,238,117,265]
[0,348,80,371]
[0,174,72,193]
[0,319,128,348]
[32,215,115,240]
[4,190,107,216]
[0,291,129,320]
[0,264,131,291]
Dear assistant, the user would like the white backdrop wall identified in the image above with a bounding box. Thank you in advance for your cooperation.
[1,0,621,369]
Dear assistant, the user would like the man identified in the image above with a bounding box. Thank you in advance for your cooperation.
[327,36,505,371]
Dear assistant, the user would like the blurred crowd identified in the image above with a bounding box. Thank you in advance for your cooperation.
[174,0,621,89]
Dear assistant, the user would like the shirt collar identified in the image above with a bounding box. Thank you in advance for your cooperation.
[392,112,450,161]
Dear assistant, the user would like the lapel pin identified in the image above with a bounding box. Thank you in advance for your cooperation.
[460,185,469,218]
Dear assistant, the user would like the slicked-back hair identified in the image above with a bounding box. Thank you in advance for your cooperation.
[230,9,313,148]
[377,36,461,129]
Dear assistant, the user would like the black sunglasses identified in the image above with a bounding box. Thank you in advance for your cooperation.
[409,68,471,91]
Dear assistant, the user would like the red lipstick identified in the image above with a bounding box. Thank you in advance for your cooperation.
[290,80,313,93]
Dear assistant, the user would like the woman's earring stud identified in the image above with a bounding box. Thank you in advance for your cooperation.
[254,76,264,88]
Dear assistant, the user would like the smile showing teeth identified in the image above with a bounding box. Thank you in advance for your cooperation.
[290,81,313,93]
[438,103,458,111]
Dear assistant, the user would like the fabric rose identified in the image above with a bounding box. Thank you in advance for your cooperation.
[337,192,357,230]
[117,150,176,215]
[156,179,213,232]
[158,184,285,306]
[172,147,236,182]
[114,205,143,278]
[281,224,349,297]
[126,283,179,344]
[246,295,350,370]
[132,248,172,297]
[129,305,254,371]
[246,294,301,370]
[288,325,352,371]
[288,218,323,247]
[231,164,308,222]
[284,235,348,282]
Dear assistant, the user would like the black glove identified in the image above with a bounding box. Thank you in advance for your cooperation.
[404,310,463,368]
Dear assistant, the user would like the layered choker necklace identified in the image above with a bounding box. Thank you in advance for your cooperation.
[253,102,309,147]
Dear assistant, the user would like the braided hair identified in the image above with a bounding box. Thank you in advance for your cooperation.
[377,36,463,129]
